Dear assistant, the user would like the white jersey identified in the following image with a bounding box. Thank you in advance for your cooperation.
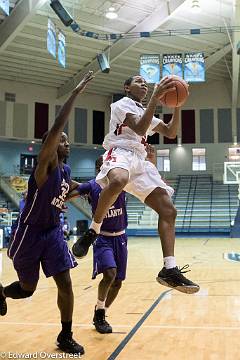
[103,97,161,157]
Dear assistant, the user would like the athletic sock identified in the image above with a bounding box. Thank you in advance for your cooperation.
[163,256,176,269]
[61,321,72,335]
[96,299,105,310]
[90,221,102,234]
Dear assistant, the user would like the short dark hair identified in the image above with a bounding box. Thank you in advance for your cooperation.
[124,76,134,87]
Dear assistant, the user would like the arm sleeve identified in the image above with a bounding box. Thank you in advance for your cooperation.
[76,182,91,195]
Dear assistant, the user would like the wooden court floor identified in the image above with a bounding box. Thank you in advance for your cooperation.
[1,236,240,360]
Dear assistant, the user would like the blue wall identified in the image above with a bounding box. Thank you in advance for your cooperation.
[68,148,104,178]
[66,202,90,230]
[0,140,103,227]
[0,140,104,177]
[0,141,40,175]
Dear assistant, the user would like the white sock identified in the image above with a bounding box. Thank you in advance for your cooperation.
[105,306,109,314]
[90,221,102,234]
[164,256,176,269]
[96,299,105,310]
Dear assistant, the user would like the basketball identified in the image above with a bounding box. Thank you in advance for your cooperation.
[160,75,189,108]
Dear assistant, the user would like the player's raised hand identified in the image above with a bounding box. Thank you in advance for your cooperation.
[73,71,94,94]
[152,76,176,100]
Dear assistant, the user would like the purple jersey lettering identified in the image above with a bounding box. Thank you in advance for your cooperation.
[20,164,71,228]
[78,179,127,232]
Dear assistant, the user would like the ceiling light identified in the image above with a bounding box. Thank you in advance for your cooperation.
[105,7,118,19]
[191,0,201,13]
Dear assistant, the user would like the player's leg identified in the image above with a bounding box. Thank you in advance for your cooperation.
[145,187,200,294]
[105,233,127,310]
[53,270,84,354]
[0,280,37,316]
[1,224,41,315]
[126,160,199,294]
[93,268,116,334]
[105,279,122,309]
[72,167,129,259]
[91,235,117,333]
[42,226,82,354]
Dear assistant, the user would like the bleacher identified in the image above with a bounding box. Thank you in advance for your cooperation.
[126,174,239,235]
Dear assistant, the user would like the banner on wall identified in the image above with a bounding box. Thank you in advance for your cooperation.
[58,30,66,68]
[10,176,28,193]
[47,18,57,58]
[184,52,205,82]
[0,0,9,15]
[139,54,160,83]
[162,53,183,78]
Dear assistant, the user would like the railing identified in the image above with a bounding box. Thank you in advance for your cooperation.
[0,211,19,226]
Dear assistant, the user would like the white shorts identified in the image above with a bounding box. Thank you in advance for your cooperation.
[96,148,174,203]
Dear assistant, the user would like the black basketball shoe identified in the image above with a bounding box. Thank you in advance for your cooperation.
[93,307,112,334]
[156,265,200,294]
[72,229,97,258]
[0,283,7,316]
[56,331,84,355]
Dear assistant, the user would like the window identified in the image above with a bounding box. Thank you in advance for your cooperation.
[192,148,206,171]
[157,149,170,172]
[228,147,240,161]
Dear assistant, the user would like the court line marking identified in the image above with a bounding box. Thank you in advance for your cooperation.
[1,322,240,331]
[106,290,171,360]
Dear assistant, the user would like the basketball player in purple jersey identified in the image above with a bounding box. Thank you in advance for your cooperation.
[71,145,156,334]
[0,71,94,354]
[74,75,200,294]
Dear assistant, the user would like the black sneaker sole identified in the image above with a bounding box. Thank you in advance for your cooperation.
[94,326,113,334]
[156,277,200,294]
[55,341,85,355]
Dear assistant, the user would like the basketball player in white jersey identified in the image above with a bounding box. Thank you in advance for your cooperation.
[73,75,199,294]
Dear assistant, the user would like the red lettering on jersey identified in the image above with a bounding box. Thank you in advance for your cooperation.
[114,123,127,136]
[105,149,116,162]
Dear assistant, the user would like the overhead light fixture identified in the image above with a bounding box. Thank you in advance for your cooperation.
[50,0,74,26]
[105,7,118,19]
[191,0,201,13]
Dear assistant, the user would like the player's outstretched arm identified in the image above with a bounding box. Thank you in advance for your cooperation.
[35,71,94,187]
[39,71,94,163]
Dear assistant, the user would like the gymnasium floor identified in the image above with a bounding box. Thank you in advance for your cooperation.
[1,237,240,360]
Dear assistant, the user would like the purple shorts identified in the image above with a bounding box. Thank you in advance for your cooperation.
[8,222,77,284]
[92,233,128,281]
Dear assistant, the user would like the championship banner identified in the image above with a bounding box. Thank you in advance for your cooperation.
[58,30,66,68]
[139,54,160,83]
[47,18,56,58]
[184,52,205,82]
[0,0,9,15]
[162,54,183,78]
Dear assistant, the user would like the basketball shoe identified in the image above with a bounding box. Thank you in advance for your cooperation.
[0,283,7,316]
[56,331,84,354]
[93,307,112,334]
[72,229,97,258]
[156,265,200,294]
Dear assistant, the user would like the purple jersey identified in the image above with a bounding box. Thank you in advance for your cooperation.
[20,164,71,228]
[78,179,127,232]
